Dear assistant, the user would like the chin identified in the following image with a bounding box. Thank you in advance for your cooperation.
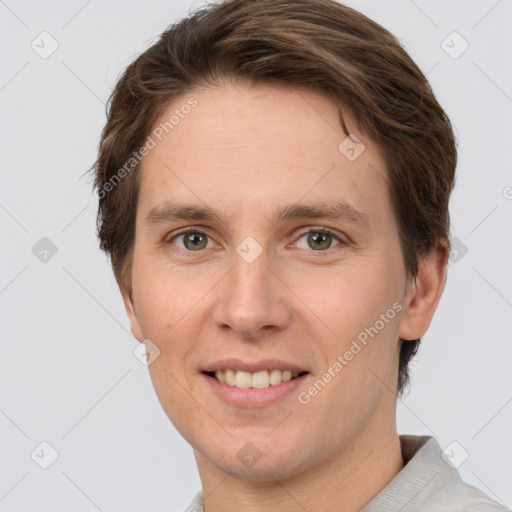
[216,454,306,482]
[201,436,312,481]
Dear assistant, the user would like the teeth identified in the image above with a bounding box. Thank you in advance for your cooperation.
[213,369,302,388]
[216,369,226,384]
[235,370,252,388]
[225,369,236,386]
[252,370,270,389]
[269,368,282,385]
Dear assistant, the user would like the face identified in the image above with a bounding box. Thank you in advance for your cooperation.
[122,81,442,481]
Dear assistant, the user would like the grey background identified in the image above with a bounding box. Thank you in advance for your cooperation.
[1,0,511,510]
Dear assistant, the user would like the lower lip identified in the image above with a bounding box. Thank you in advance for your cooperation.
[202,372,310,408]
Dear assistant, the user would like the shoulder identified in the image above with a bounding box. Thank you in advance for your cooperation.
[424,476,509,511]
[404,435,508,512]
[362,435,509,512]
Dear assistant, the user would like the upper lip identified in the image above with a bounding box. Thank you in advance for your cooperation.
[202,358,309,373]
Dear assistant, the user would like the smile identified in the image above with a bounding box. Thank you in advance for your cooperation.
[205,369,309,389]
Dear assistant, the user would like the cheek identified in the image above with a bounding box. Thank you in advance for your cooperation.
[131,255,203,338]
[303,302,402,433]
[302,258,403,335]
[300,262,404,397]
[130,257,218,392]
[145,358,205,448]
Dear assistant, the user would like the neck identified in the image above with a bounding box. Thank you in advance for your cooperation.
[194,415,404,512]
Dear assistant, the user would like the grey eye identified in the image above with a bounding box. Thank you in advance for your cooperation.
[296,231,341,251]
[173,231,212,251]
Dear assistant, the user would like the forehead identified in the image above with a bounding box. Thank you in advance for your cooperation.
[137,82,390,226]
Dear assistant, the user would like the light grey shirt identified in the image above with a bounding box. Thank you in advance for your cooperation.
[184,435,509,511]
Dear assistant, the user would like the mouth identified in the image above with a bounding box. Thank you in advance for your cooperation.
[202,369,310,389]
[200,359,312,407]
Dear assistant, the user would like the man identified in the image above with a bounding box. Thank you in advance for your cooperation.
[90,0,508,510]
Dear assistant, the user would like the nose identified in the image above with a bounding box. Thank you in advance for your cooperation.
[212,244,291,341]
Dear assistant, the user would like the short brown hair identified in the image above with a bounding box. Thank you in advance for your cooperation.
[88,0,457,396]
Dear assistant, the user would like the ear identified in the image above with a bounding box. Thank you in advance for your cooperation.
[119,282,145,343]
[398,242,449,341]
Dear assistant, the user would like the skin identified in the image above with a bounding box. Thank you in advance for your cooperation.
[120,80,448,512]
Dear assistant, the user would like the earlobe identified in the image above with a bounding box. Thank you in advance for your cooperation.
[398,242,449,341]
[120,285,145,343]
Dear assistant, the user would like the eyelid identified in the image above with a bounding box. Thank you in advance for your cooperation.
[165,226,219,250]
[292,226,347,247]
[165,225,347,253]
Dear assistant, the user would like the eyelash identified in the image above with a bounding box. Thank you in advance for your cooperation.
[165,226,347,255]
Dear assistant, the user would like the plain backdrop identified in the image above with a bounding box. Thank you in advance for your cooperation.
[1,0,511,511]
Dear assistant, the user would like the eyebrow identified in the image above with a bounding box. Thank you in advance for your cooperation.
[144,199,372,230]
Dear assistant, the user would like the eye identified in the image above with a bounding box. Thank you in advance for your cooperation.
[168,228,216,251]
[294,228,343,252]
[165,227,345,253]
